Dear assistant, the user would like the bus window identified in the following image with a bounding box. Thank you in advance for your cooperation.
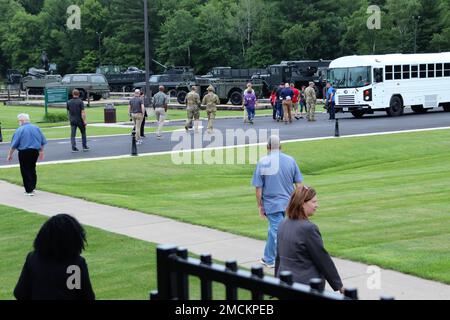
[385,65,393,80]
[374,68,383,83]
[445,63,450,76]
[436,63,443,77]
[411,65,418,78]
[428,64,435,78]
[420,64,427,78]
[402,65,410,79]
[394,65,401,80]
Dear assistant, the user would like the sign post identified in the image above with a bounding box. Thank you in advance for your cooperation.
[44,87,68,117]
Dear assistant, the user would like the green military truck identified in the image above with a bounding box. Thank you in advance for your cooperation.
[45,73,110,101]
[21,68,62,95]
[176,77,264,105]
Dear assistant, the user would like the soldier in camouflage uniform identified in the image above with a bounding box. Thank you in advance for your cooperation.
[202,85,220,134]
[304,82,317,121]
[185,86,201,133]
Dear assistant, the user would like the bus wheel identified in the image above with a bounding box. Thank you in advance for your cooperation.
[442,104,450,112]
[386,96,404,117]
[351,110,365,118]
[411,105,428,113]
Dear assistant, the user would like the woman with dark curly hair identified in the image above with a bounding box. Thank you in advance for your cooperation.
[275,186,344,293]
[14,214,95,300]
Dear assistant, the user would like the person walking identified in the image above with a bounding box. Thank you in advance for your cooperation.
[242,83,254,123]
[152,85,169,139]
[202,85,220,133]
[304,82,317,121]
[326,82,336,121]
[290,83,300,120]
[275,83,284,122]
[185,86,201,133]
[129,89,145,144]
[280,83,294,124]
[140,91,149,138]
[14,214,95,300]
[270,88,277,120]
[243,85,257,124]
[6,114,47,196]
[275,186,344,293]
[67,89,89,152]
[299,85,307,119]
[252,135,303,268]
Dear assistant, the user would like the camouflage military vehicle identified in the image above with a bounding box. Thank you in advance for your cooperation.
[46,73,110,101]
[21,68,62,95]
[96,65,146,92]
[176,77,264,105]
[134,65,195,98]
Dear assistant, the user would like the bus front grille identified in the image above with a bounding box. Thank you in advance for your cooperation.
[338,95,355,105]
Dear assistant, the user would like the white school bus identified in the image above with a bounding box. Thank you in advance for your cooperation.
[327,53,450,118]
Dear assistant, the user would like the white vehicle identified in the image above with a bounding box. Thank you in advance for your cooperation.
[327,53,450,118]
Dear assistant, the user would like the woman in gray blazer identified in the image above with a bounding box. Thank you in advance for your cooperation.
[275,186,344,293]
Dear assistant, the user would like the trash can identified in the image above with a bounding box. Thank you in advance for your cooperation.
[104,103,116,123]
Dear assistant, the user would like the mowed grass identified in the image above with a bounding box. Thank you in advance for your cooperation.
[1,129,448,284]
[0,125,181,142]
[0,205,252,300]
[0,104,278,129]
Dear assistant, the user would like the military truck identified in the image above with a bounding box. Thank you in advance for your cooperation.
[133,62,195,97]
[252,60,331,98]
[203,67,266,79]
[96,65,146,92]
[176,77,264,105]
[21,68,62,95]
[46,73,110,101]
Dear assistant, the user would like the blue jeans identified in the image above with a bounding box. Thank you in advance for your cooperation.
[246,106,255,121]
[263,211,285,264]
[276,101,283,120]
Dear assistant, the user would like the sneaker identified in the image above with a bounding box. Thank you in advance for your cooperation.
[71,147,79,153]
[259,258,275,268]
[136,140,143,145]
[82,146,90,152]
[24,192,35,196]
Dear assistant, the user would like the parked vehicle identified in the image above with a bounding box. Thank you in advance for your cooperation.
[96,65,146,92]
[46,73,110,101]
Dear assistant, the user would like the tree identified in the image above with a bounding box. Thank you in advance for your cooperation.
[156,10,197,66]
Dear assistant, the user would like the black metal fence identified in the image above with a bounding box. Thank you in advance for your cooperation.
[150,245,393,300]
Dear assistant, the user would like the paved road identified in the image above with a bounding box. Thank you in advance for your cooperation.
[1,109,450,167]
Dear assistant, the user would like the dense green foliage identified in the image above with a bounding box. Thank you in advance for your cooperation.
[1,0,450,77]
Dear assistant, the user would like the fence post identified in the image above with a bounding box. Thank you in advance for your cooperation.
[251,265,264,300]
[156,245,178,300]
[131,128,138,156]
[176,247,189,300]
[225,260,238,300]
[200,254,213,300]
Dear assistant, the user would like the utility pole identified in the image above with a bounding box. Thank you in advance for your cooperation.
[144,0,151,98]
[96,31,103,66]
[412,15,420,53]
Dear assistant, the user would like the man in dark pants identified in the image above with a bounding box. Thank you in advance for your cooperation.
[326,82,336,120]
[7,114,47,196]
[67,89,89,152]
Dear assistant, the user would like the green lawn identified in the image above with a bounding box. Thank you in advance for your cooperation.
[0,125,181,142]
[2,129,448,284]
[0,205,253,300]
[1,104,323,129]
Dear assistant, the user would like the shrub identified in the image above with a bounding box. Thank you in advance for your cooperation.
[42,112,68,123]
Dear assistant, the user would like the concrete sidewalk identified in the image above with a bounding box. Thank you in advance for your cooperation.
[1,180,449,300]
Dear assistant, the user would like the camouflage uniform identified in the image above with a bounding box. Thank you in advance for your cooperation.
[202,85,220,132]
[304,86,317,121]
[185,89,201,130]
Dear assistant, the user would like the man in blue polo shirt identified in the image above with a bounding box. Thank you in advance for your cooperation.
[326,82,336,120]
[7,114,47,196]
[252,135,303,268]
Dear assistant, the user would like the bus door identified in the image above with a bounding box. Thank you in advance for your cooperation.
[372,67,385,108]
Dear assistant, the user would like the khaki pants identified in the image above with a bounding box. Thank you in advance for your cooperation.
[186,106,200,128]
[282,100,293,123]
[306,101,316,121]
[155,107,166,135]
[207,108,217,130]
[131,113,143,140]
[292,102,299,116]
